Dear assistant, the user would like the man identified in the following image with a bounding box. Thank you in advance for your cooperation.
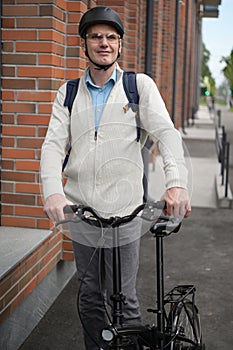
[41,6,191,349]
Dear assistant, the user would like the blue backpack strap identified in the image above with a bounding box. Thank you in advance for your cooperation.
[62,143,71,172]
[64,78,80,115]
[62,78,80,172]
[122,71,140,142]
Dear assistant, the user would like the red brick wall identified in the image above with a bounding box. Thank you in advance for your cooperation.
[185,0,196,123]
[153,0,164,86]
[152,0,200,127]
[65,0,91,80]
[97,0,145,72]
[1,0,65,229]
[158,0,176,113]
[1,1,201,228]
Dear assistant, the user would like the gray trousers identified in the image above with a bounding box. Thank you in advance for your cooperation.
[72,235,141,350]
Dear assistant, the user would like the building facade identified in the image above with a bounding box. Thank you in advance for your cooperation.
[1,0,217,230]
[0,0,221,346]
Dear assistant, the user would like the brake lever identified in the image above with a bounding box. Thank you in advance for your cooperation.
[141,201,166,221]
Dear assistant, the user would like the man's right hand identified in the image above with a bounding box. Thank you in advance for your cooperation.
[43,193,73,222]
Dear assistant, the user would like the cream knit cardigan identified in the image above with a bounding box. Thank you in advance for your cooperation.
[40,64,188,218]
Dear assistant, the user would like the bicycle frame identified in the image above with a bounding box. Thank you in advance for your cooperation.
[102,214,184,349]
[59,203,203,350]
[103,218,200,349]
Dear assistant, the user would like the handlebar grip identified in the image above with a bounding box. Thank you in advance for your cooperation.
[63,204,79,214]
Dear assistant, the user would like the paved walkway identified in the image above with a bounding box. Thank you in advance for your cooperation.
[13,105,233,350]
[19,208,233,350]
[148,105,220,208]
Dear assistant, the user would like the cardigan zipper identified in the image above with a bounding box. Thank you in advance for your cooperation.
[94,130,98,141]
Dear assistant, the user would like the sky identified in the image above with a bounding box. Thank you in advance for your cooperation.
[202,0,233,87]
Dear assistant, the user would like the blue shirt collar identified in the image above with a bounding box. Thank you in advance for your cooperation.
[86,67,117,88]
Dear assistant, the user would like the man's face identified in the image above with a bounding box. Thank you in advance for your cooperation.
[81,24,122,67]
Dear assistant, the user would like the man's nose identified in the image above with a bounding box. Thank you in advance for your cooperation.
[99,36,109,46]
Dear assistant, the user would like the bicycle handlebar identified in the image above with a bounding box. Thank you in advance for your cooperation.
[59,201,182,235]
[63,201,166,227]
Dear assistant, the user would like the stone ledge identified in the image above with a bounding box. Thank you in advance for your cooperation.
[0,227,52,280]
[0,227,76,350]
[215,174,233,208]
[0,260,76,350]
[181,127,215,142]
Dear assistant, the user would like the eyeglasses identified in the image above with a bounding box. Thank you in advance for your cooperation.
[85,33,121,43]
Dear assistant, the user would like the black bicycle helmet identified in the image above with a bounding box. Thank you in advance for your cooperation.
[79,6,124,38]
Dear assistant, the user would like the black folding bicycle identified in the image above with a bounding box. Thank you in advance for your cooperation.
[58,201,205,350]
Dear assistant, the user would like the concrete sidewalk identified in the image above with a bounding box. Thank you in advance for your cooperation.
[19,207,233,350]
[14,105,233,350]
[149,105,220,208]
[186,105,232,208]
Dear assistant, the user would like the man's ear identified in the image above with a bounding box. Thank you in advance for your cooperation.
[119,39,122,54]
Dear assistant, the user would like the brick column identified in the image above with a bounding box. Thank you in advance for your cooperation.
[1,0,83,229]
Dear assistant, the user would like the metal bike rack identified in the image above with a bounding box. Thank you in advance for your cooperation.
[215,110,231,198]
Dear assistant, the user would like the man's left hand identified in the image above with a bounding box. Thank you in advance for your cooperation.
[161,187,191,218]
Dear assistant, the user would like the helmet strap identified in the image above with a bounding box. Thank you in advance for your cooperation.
[88,54,116,71]
[84,42,121,71]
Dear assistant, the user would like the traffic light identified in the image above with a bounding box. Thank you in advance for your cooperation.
[200,85,210,97]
